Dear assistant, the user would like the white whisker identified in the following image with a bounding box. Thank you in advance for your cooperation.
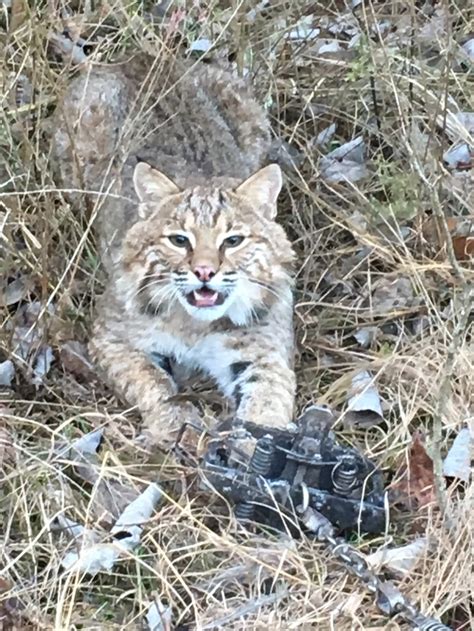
[246,277,290,304]
[135,277,173,298]
[142,283,178,314]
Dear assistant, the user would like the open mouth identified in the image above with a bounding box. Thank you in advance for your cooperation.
[186,287,225,308]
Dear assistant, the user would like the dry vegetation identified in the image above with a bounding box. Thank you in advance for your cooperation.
[0,0,473,629]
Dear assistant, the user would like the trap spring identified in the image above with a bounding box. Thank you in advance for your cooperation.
[196,405,386,533]
[175,405,451,630]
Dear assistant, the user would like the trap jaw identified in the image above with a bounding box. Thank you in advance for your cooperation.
[176,405,387,535]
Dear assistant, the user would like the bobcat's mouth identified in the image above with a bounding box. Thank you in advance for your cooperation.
[186,287,226,308]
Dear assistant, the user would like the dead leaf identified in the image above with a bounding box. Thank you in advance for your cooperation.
[353,327,378,348]
[312,123,336,148]
[189,38,211,53]
[452,235,474,260]
[31,345,54,386]
[267,140,304,171]
[60,429,140,524]
[322,12,359,37]
[443,142,472,170]
[313,39,344,55]
[7,301,57,386]
[370,276,414,313]
[439,111,474,143]
[146,597,172,631]
[461,38,474,61]
[345,370,384,427]
[245,0,270,22]
[422,215,474,261]
[442,171,473,213]
[443,427,471,483]
[299,506,334,539]
[48,31,88,65]
[70,428,103,456]
[390,432,437,509]
[60,483,162,574]
[60,340,95,380]
[111,483,162,537]
[367,537,428,575]
[452,112,474,136]
[11,324,39,361]
[320,136,369,183]
[346,210,368,234]
[284,16,320,42]
[324,135,366,162]
[51,514,97,543]
[61,541,121,574]
[0,276,33,307]
[0,360,15,387]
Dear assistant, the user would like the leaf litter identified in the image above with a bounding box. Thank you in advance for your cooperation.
[0,275,33,307]
[461,38,474,62]
[6,301,55,386]
[442,427,471,483]
[345,370,384,427]
[367,537,429,575]
[423,215,474,261]
[0,360,15,386]
[390,432,436,510]
[57,483,162,574]
[51,429,163,574]
[319,136,369,183]
[59,340,96,381]
[58,428,141,524]
[145,597,173,631]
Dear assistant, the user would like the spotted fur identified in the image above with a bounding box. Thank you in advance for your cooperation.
[53,54,296,446]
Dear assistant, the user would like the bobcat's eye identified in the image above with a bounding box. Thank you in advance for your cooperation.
[222,235,245,248]
[167,234,190,248]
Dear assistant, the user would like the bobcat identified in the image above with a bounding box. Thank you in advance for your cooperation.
[53,54,296,446]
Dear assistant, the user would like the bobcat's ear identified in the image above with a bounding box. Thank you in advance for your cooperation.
[133,162,180,217]
[235,164,282,219]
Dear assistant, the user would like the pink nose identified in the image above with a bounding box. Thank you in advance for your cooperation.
[194,265,216,282]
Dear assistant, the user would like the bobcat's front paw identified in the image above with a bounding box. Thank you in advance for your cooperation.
[137,401,200,452]
[238,407,293,432]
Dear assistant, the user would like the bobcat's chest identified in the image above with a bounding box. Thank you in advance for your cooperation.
[137,327,241,390]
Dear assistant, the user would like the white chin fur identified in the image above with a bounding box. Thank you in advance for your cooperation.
[179,296,230,322]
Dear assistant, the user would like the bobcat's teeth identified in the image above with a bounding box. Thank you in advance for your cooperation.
[193,289,218,307]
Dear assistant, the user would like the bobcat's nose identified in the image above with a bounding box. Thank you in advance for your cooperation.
[194,265,216,283]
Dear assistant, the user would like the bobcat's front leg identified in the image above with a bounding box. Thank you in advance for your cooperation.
[89,325,195,447]
[226,354,296,429]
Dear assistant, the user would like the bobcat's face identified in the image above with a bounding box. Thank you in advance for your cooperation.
[119,164,294,325]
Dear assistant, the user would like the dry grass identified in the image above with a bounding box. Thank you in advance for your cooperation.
[1,0,473,629]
